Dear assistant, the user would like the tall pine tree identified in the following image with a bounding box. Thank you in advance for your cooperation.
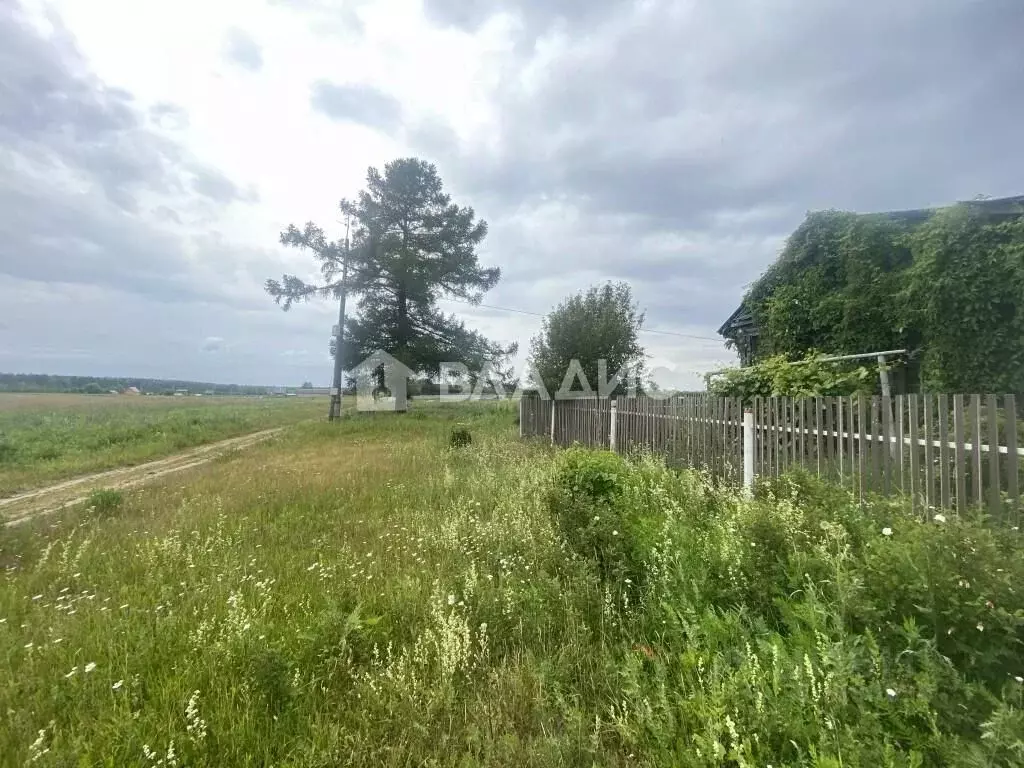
[267,158,515,399]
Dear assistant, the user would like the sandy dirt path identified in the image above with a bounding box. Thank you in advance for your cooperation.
[1,428,282,526]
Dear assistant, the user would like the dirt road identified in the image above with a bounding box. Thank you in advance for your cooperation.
[1,428,282,526]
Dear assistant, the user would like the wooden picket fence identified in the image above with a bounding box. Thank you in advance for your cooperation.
[519,393,1024,521]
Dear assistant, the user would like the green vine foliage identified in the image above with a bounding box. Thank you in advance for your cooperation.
[743,202,1024,393]
[903,207,1024,392]
[708,354,875,401]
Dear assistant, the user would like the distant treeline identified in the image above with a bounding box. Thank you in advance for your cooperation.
[0,373,271,396]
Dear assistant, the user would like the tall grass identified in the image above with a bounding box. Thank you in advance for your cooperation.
[0,400,1021,765]
[0,397,323,495]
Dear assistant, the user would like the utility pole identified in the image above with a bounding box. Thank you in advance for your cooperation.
[328,217,350,422]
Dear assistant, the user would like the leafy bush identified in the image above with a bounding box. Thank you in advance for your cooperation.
[707,353,875,401]
[449,427,473,448]
[0,433,16,464]
[546,448,692,591]
[85,487,124,516]
[546,449,1024,764]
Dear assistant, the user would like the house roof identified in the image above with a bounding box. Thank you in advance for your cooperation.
[717,303,755,337]
[870,194,1024,224]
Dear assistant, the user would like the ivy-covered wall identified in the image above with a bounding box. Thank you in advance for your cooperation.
[740,201,1024,393]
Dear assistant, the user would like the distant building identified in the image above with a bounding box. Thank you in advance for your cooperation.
[122,386,141,396]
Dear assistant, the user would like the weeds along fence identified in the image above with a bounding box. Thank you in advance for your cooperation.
[520,393,1024,522]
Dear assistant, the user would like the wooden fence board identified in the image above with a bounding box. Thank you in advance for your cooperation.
[924,395,934,510]
[857,396,867,500]
[971,394,983,508]
[895,395,905,493]
[938,395,950,510]
[908,394,919,513]
[954,394,966,514]
[814,397,823,475]
[1007,395,1019,522]
[987,394,1000,516]
[880,397,888,493]
[870,397,880,494]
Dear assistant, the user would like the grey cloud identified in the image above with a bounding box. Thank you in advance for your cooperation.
[411,0,1024,356]
[310,81,401,132]
[190,165,253,204]
[149,102,189,130]
[0,4,259,308]
[269,0,366,37]
[0,10,187,211]
[223,28,263,72]
[422,0,618,35]
[154,205,183,224]
[201,336,226,352]
[437,0,1024,223]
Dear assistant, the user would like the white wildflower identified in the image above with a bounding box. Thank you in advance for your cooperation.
[882,527,893,537]
[64,666,78,678]
[84,661,97,673]
[185,690,207,743]
[977,622,985,632]
[886,688,897,698]
[1014,676,1023,684]
[612,530,619,536]
[933,514,947,523]
[446,594,456,606]
[28,727,49,763]
[112,679,124,690]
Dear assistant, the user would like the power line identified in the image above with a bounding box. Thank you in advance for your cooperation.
[437,298,726,343]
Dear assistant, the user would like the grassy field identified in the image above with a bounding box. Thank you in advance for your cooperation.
[1,401,1023,766]
[0,395,325,496]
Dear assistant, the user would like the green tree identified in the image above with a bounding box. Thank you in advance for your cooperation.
[341,159,514,379]
[267,158,515,405]
[529,282,645,397]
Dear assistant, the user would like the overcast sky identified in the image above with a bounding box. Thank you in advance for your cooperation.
[2,0,1022,389]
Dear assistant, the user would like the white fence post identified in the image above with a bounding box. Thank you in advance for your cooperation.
[743,408,755,498]
[609,399,618,453]
[550,399,556,445]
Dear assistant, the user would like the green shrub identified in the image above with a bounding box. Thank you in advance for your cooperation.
[449,427,472,448]
[0,433,16,464]
[85,487,124,516]
[545,448,1024,763]
[546,448,682,591]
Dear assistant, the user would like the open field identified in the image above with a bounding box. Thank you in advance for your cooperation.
[1,401,1023,766]
[0,395,325,497]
